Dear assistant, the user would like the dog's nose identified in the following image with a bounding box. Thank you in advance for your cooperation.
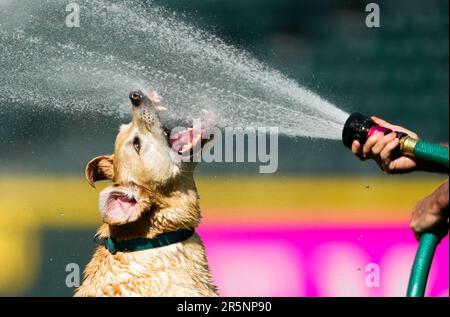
[129,90,144,107]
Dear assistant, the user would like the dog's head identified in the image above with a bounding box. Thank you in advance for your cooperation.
[86,90,210,226]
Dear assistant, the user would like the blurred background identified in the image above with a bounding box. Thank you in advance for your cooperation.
[0,0,448,296]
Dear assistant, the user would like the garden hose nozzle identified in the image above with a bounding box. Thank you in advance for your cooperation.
[342,112,449,168]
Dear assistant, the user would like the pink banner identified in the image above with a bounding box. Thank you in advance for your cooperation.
[198,226,449,297]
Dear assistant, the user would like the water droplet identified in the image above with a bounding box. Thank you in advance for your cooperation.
[49,257,53,262]
[59,212,65,217]
[357,268,362,272]
[358,234,364,241]
[365,185,370,189]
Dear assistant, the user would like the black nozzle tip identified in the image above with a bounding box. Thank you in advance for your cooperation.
[342,112,375,148]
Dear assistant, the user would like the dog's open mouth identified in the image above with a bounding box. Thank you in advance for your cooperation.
[99,188,142,225]
[112,193,137,210]
[163,126,210,156]
[144,90,214,158]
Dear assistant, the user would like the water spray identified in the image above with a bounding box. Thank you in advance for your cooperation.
[342,112,449,297]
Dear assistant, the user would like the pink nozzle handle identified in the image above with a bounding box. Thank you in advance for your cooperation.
[367,125,408,159]
[368,125,392,138]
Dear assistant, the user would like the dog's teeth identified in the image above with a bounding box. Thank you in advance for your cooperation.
[182,142,194,152]
[155,106,167,112]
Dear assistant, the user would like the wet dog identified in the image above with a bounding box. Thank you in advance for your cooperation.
[75,91,217,296]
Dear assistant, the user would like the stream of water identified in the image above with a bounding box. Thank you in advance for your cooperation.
[0,0,349,139]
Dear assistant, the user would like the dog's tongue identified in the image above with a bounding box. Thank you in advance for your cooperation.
[116,196,136,209]
[103,194,139,225]
[169,128,203,154]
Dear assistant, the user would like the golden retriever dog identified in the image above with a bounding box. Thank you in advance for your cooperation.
[75,90,217,297]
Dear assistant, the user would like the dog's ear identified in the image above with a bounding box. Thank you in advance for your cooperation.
[85,155,114,188]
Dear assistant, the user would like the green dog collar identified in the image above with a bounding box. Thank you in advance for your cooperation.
[93,228,195,255]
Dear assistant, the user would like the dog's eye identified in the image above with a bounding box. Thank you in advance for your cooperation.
[133,137,141,154]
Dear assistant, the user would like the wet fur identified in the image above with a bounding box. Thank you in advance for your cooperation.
[75,92,217,297]
[75,172,217,297]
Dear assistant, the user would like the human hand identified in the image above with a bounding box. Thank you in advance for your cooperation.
[351,116,419,174]
[410,181,449,241]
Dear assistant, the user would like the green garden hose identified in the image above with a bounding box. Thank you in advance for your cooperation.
[406,233,439,297]
[400,137,449,169]
[414,141,449,167]
[401,137,448,297]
